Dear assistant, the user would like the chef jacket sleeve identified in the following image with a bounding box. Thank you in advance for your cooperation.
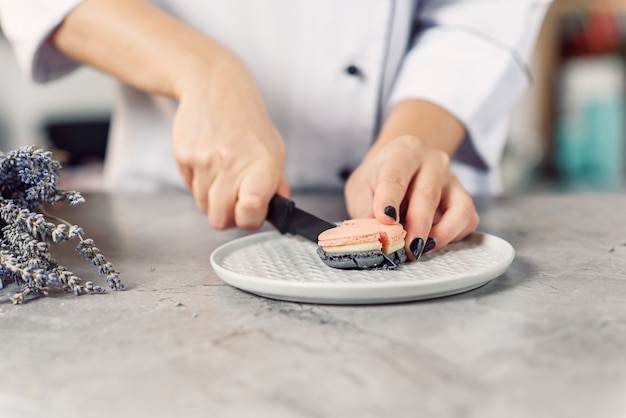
[386,0,551,170]
[0,0,84,83]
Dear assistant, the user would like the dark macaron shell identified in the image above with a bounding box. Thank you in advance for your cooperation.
[317,247,385,269]
[317,247,408,270]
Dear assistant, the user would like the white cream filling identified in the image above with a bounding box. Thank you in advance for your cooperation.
[384,240,405,254]
[322,242,382,253]
[322,239,405,254]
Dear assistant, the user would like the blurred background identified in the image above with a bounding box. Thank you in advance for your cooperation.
[504,0,626,193]
[0,0,625,193]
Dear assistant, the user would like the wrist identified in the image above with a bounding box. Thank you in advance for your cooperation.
[171,42,244,101]
[374,99,466,156]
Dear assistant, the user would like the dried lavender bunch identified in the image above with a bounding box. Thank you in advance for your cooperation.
[0,145,123,304]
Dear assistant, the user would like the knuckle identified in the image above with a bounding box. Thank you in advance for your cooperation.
[199,151,215,167]
[215,143,236,168]
[173,147,193,164]
[235,195,268,230]
[418,186,441,205]
[436,151,451,171]
[238,194,266,214]
[401,135,424,153]
[380,170,410,192]
[209,215,230,230]
[423,148,450,172]
[176,148,214,168]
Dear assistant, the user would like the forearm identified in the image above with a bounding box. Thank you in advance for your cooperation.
[51,0,239,99]
[370,99,466,158]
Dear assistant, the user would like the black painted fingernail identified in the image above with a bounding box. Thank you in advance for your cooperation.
[423,237,437,254]
[384,205,397,221]
[410,237,424,259]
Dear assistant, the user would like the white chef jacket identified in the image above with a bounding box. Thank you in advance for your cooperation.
[0,0,550,195]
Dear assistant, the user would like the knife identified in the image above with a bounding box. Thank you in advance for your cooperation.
[266,194,336,243]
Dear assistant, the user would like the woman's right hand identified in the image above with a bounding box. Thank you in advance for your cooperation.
[172,49,290,231]
[51,0,290,231]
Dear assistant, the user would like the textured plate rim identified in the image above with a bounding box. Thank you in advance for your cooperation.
[210,231,515,304]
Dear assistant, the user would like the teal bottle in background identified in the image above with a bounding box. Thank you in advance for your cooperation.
[556,55,625,190]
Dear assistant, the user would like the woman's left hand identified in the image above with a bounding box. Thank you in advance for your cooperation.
[345,134,479,261]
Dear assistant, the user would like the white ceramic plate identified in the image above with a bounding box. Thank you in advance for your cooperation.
[210,231,515,305]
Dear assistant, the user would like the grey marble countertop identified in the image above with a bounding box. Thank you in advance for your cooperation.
[1,191,625,418]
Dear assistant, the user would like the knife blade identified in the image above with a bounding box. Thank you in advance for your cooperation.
[266,194,336,243]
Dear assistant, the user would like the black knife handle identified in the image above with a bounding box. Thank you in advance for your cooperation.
[266,194,294,234]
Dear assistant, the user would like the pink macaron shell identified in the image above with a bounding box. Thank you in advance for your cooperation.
[341,218,378,226]
[342,218,406,247]
[378,223,406,248]
[317,224,381,247]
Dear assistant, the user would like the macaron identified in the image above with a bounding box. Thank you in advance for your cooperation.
[317,218,408,269]
[342,219,407,255]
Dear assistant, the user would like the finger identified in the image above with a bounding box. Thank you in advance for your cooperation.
[208,173,238,230]
[403,155,449,261]
[177,163,194,192]
[372,155,422,224]
[344,172,375,219]
[371,137,423,224]
[234,163,283,230]
[190,166,215,214]
[426,178,479,253]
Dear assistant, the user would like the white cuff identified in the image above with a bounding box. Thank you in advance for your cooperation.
[386,26,530,169]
